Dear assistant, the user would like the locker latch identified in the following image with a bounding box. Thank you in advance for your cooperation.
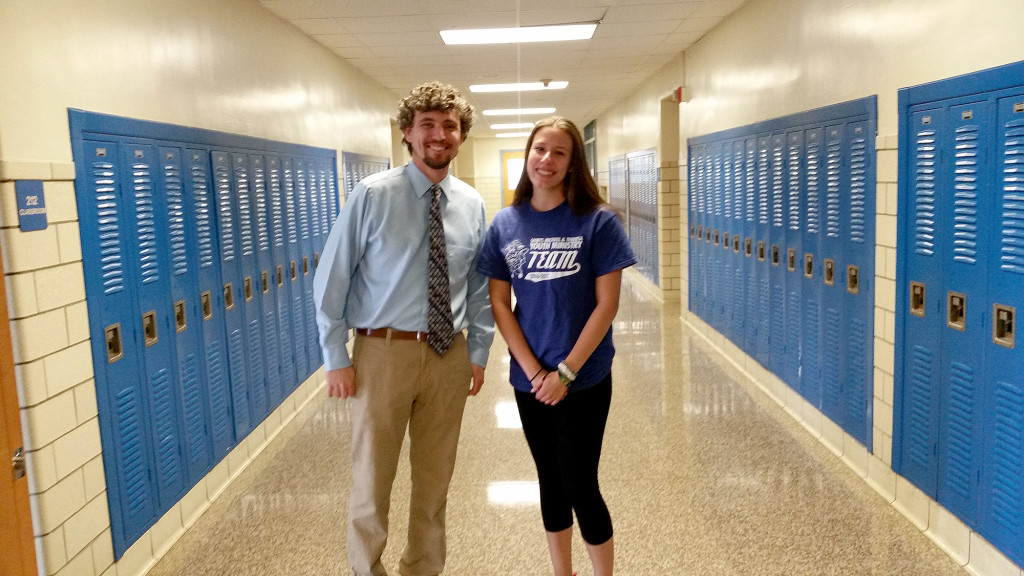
[698,226,703,241]
[722,232,730,250]
[224,283,235,310]
[732,235,740,253]
[303,256,310,276]
[994,304,1015,348]
[690,224,696,238]
[910,282,926,317]
[12,447,25,481]
[824,259,835,286]
[757,241,765,262]
[947,292,966,331]
[290,260,297,281]
[174,300,187,333]
[244,276,253,302]
[201,291,213,320]
[714,230,720,246]
[276,265,284,287]
[745,238,752,258]
[804,254,813,278]
[143,311,158,347]
[262,271,269,294]
[847,265,859,295]
[105,323,123,363]
[787,249,796,272]
[771,245,780,266]
[706,228,712,243]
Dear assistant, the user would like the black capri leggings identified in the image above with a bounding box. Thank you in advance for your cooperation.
[515,374,613,545]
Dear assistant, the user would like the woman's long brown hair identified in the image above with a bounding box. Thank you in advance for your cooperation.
[512,116,606,215]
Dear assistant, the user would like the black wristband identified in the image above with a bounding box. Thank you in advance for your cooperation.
[529,367,545,382]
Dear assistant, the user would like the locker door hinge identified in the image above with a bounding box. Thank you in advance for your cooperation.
[12,446,25,480]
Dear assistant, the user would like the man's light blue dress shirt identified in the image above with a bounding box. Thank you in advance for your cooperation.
[313,162,494,370]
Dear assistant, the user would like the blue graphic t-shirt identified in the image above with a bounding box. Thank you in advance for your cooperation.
[476,201,637,393]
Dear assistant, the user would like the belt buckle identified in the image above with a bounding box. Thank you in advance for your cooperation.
[416,331,425,342]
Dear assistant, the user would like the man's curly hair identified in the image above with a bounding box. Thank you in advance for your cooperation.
[397,82,475,152]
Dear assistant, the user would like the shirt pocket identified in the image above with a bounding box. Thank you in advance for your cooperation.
[447,245,476,279]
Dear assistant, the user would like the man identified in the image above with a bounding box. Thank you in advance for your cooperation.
[313,81,494,576]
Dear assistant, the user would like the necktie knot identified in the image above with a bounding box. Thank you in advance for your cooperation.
[426,184,454,355]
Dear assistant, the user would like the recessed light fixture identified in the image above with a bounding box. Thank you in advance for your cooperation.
[490,123,536,130]
[496,132,533,138]
[441,23,597,45]
[483,108,556,116]
[470,81,568,93]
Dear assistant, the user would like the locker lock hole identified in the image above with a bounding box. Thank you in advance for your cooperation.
[105,323,123,363]
[174,300,187,333]
[745,238,752,257]
[303,256,309,275]
[722,232,730,250]
[994,304,1015,348]
[771,245,780,266]
[262,271,269,294]
[290,261,297,281]
[910,282,926,317]
[787,249,796,272]
[847,265,859,294]
[277,265,284,287]
[947,292,966,331]
[714,231,720,246]
[733,235,740,253]
[757,241,765,261]
[143,311,158,347]
[224,283,235,310]
[244,276,253,301]
[804,254,813,278]
[824,259,835,286]
[201,291,213,320]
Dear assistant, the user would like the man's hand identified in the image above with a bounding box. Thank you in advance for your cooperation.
[469,364,485,396]
[325,366,356,398]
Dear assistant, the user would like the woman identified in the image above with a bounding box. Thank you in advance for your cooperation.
[476,117,636,576]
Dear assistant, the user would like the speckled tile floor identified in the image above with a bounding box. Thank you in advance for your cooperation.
[147,278,969,576]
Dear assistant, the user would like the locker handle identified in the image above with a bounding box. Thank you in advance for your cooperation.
[314,252,319,268]
[994,304,1015,348]
[787,249,796,272]
[303,256,310,276]
[224,283,235,310]
[910,282,926,317]
[706,228,712,243]
[261,271,269,294]
[757,241,765,262]
[745,238,752,258]
[105,323,124,364]
[824,259,835,286]
[722,232,729,250]
[201,291,213,320]
[847,265,859,294]
[290,260,297,281]
[174,300,187,333]
[690,224,696,238]
[947,292,965,331]
[804,254,813,278]
[714,230,720,246]
[276,265,284,287]
[698,226,704,240]
[732,235,740,253]
[143,311,158,347]
[771,245,780,266]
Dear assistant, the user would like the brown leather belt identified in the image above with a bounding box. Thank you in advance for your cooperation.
[355,327,429,341]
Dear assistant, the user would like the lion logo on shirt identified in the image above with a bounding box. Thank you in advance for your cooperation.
[503,239,529,278]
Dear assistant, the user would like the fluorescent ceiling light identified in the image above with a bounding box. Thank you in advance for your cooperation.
[441,23,597,45]
[496,132,532,138]
[483,107,556,116]
[490,123,535,130]
[470,81,568,93]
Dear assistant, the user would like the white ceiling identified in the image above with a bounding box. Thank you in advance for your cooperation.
[258,0,748,137]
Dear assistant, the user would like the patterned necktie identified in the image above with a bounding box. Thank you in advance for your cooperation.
[427,184,455,355]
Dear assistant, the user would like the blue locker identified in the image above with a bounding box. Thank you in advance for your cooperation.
[156,145,213,482]
[185,149,235,457]
[267,155,299,393]
[755,135,771,367]
[978,94,1024,562]
[118,142,188,507]
[729,139,746,346]
[294,158,319,378]
[842,120,874,447]
[743,138,758,357]
[785,130,803,391]
[768,133,787,376]
[303,159,324,368]
[800,127,824,408]
[78,139,158,555]
[211,150,252,437]
[820,123,848,425]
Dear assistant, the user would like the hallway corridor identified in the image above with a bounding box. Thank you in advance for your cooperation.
[146,277,967,576]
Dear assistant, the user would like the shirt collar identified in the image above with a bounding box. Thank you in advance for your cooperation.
[406,161,450,199]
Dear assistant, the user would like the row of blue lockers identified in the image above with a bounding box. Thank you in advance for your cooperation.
[687,97,877,448]
[609,149,660,286]
[893,60,1024,568]
[69,110,338,558]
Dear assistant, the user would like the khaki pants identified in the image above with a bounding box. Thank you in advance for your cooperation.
[347,332,472,576]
